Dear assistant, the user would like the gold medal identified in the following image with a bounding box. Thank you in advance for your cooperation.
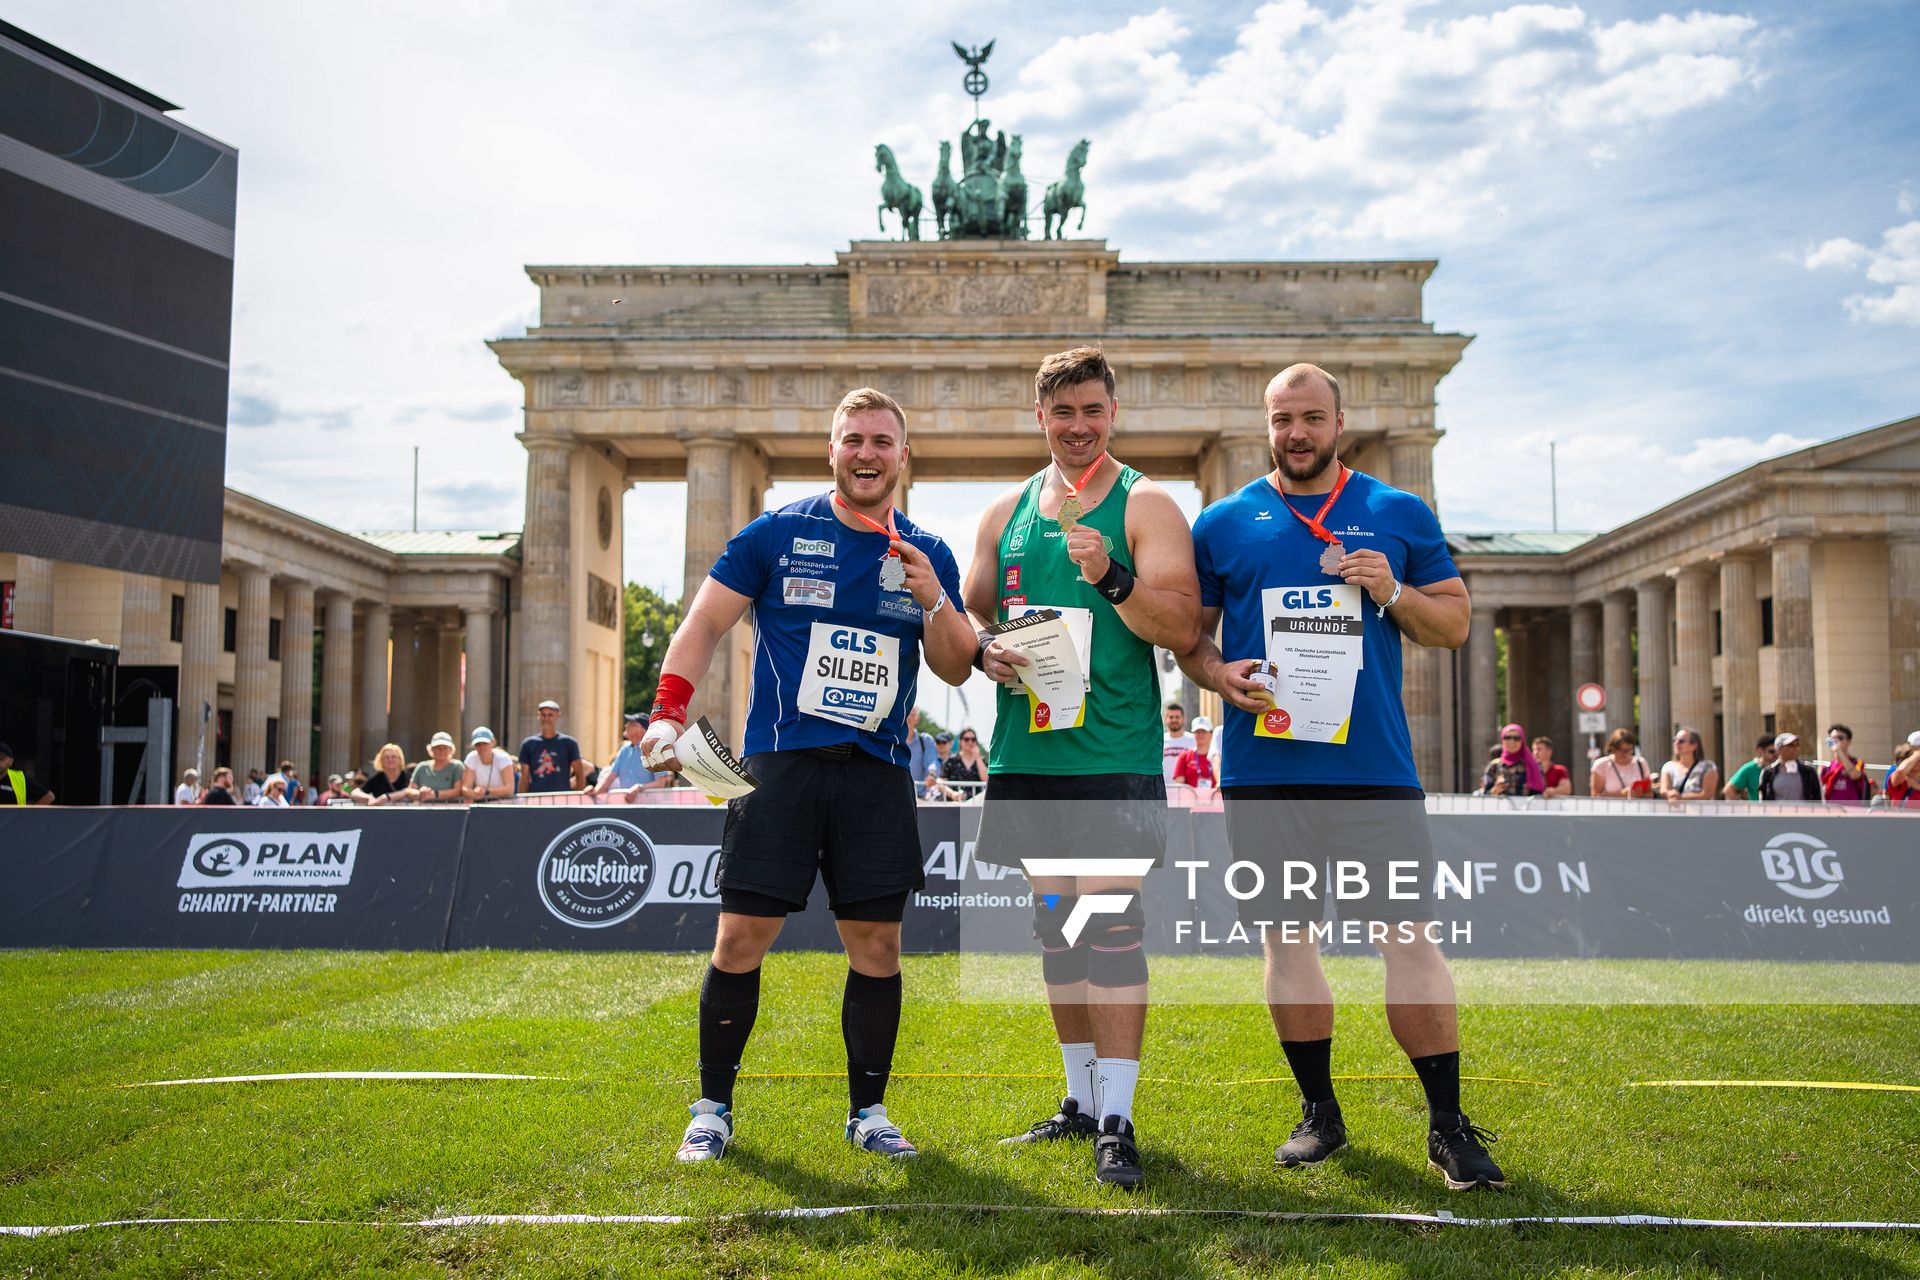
[1053,453,1106,533]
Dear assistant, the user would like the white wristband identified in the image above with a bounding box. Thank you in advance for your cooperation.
[1377,579,1402,618]
[925,592,947,618]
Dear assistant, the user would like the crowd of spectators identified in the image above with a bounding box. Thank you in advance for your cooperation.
[1475,720,1920,807]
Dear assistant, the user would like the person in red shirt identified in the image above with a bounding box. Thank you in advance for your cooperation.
[1530,736,1572,797]
[1172,716,1218,788]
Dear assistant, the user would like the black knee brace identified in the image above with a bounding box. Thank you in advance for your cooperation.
[1087,894,1149,988]
[1032,892,1077,951]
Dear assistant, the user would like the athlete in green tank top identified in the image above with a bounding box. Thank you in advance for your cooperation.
[961,348,1202,1189]
[988,465,1163,776]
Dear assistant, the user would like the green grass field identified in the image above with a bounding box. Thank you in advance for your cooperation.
[2,951,1917,1278]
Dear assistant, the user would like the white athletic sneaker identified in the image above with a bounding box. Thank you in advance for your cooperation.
[675,1099,733,1163]
[845,1104,919,1159]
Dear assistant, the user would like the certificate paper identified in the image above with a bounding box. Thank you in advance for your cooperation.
[986,609,1088,732]
[676,716,761,802]
[1255,585,1363,743]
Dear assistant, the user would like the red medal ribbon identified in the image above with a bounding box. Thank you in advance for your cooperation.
[1280,463,1350,544]
[1060,452,1109,498]
[834,493,900,557]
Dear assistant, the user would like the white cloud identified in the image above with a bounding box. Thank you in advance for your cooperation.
[980,0,1763,246]
[808,32,842,56]
[1804,211,1920,328]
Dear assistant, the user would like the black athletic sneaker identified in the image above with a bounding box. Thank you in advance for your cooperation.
[998,1097,1099,1145]
[1427,1112,1505,1190]
[1275,1099,1348,1167]
[1093,1116,1144,1189]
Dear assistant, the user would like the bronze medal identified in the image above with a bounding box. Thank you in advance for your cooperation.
[1319,540,1346,576]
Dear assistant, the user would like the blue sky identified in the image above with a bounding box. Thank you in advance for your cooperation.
[13,1,1918,733]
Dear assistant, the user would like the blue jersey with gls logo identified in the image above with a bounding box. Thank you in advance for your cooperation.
[1194,470,1459,789]
[709,492,966,768]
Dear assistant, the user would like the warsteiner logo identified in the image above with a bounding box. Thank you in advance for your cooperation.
[537,818,657,928]
[1761,831,1843,900]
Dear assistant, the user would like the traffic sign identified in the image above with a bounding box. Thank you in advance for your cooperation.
[1576,683,1606,713]
[1578,711,1607,734]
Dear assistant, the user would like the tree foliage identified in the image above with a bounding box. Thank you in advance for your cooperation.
[623,583,682,712]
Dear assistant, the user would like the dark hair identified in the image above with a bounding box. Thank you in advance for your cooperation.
[1034,346,1116,405]
[1757,733,1779,751]
[1672,726,1703,762]
[1165,702,1185,713]
[1827,723,1852,739]
[1604,727,1637,752]
[279,760,294,770]
[1531,736,1553,751]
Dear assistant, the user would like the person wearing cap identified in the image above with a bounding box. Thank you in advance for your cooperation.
[1171,716,1217,789]
[411,732,467,802]
[317,774,349,806]
[462,727,517,802]
[1759,732,1823,803]
[0,743,53,806]
[596,713,669,799]
[174,768,201,805]
[518,699,586,794]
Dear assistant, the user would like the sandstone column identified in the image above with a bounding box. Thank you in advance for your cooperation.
[12,555,54,634]
[321,593,356,775]
[1671,566,1714,746]
[359,603,391,764]
[1213,434,1272,502]
[119,574,168,662]
[1769,537,1815,741]
[1601,591,1634,738]
[390,613,423,755]
[1569,602,1599,755]
[230,568,274,776]
[175,581,221,781]
[1891,536,1920,741]
[1718,554,1761,769]
[464,607,494,734]
[1634,579,1671,750]
[279,582,316,783]
[683,435,738,747]
[1466,605,1498,762]
[1503,618,1529,732]
[1389,430,1443,790]
[517,437,575,741]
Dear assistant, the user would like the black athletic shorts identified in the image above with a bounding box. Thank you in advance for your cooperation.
[1220,784,1435,927]
[717,745,924,917]
[974,771,1169,876]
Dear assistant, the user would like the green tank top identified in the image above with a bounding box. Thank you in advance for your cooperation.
[989,464,1163,777]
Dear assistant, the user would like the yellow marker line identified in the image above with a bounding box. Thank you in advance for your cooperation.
[1630,1079,1920,1094]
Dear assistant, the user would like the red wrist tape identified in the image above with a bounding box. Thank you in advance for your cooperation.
[651,674,694,725]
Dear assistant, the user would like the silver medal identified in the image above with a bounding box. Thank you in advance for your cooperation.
[879,556,907,593]
[1319,540,1346,576]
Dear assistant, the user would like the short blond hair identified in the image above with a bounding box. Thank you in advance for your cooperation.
[832,387,906,436]
[374,743,406,770]
[1267,363,1342,417]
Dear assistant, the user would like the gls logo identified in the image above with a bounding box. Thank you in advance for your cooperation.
[1280,587,1338,610]
[830,629,879,654]
[1761,832,1844,900]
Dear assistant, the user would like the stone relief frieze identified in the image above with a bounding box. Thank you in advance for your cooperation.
[865,274,1089,318]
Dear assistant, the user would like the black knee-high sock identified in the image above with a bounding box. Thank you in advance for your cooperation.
[698,963,761,1107]
[842,968,903,1115]
[1281,1037,1337,1105]
[1410,1050,1461,1122]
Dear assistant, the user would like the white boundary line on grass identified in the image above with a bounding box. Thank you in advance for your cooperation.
[118,1072,561,1087]
[7,1205,1919,1238]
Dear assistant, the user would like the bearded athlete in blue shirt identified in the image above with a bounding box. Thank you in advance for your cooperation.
[1180,364,1507,1192]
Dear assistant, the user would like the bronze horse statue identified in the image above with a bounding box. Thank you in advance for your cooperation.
[875,144,923,241]
[1043,139,1090,240]
[998,135,1027,239]
[931,140,957,239]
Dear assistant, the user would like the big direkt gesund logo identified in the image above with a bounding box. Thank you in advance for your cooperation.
[536,818,657,929]
[1760,831,1843,900]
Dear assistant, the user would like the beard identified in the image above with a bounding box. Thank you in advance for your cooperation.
[833,460,898,510]
[1272,438,1336,483]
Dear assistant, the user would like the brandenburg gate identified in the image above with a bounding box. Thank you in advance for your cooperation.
[489,238,1472,789]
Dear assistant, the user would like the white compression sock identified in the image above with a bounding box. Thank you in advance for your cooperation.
[1061,1041,1098,1112]
[1096,1057,1139,1125]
